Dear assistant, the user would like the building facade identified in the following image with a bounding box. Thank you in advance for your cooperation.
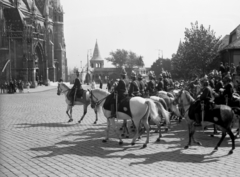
[219,24,240,66]
[0,0,68,87]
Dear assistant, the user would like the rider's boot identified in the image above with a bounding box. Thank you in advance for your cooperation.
[111,104,116,118]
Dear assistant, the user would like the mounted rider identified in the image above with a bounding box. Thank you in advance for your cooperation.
[70,71,83,106]
[110,67,128,117]
[128,71,140,97]
[193,76,215,124]
[223,72,234,104]
[146,71,156,96]
[137,73,145,97]
[163,71,169,91]
[156,74,164,91]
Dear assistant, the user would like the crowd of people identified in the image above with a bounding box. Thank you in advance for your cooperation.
[0,80,31,94]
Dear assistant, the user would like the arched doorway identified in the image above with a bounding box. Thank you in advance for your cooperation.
[34,44,44,84]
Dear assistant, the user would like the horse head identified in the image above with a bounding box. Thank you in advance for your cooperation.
[57,83,69,96]
[89,89,110,109]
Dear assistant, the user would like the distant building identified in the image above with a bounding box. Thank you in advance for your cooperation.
[0,0,68,87]
[77,40,148,84]
[219,24,240,66]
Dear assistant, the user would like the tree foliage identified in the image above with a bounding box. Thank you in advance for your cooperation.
[150,58,171,77]
[105,49,145,68]
[172,21,221,79]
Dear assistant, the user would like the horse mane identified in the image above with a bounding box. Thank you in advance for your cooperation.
[61,83,70,90]
[184,90,195,103]
[92,88,110,95]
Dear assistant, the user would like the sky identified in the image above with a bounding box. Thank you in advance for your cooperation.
[61,0,240,70]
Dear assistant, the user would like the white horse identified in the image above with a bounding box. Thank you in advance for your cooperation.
[57,83,98,124]
[89,89,167,148]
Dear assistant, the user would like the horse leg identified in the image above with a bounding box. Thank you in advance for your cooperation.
[125,121,130,138]
[142,119,150,148]
[185,122,194,149]
[226,128,235,155]
[66,105,73,123]
[156,122,162,142]
[102,118,110,143]
[210,124,219,137]
[131,119,140,146]
[78,105,87,123]
[93,107,98,124]
[213,129,226,152]
[111,118,123,145]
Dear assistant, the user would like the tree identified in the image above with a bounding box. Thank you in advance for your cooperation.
[172,21,221,79]
[150,58,171,77]
[105,49,145,68]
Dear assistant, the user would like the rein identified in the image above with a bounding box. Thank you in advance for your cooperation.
[90,90,108,107]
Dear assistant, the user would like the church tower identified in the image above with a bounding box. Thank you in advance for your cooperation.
[90,40,104,68]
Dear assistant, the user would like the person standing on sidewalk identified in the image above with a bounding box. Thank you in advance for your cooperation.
[99,78,103,89]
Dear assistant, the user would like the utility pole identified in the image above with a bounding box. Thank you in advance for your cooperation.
[8,24,12,81]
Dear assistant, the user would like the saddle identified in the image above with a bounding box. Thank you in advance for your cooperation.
[103,94,132,118]
[67,89,86,102]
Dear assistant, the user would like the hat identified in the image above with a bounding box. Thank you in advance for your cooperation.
[149,71,155,78]
[131,71,136,78]
[138,74,143,79]
[121,66,127,76]
[159,74,163,78]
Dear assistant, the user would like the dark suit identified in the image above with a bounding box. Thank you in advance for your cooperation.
[114,79,127,103]
[128,80,140,96]
[147,80,156,96]
[156,80,164,91]
[138,80,145,96]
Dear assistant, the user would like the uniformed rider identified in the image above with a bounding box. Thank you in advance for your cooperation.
[146,71,156,96]
[110,68,128,117]
[156,74,164,91]
[128,71,140,97]
[194,79,215,124]
[137,74,145,97]
[223,73,234,104]
[70,71,82,106]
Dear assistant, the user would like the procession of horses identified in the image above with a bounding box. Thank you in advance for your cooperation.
[57,67,240,156]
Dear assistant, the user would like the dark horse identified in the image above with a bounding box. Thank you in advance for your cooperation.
[174,89,237,155]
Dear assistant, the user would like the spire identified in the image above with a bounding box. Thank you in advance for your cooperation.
[91,40,103,60]
[43,0,50,17]
[177,39,183,53]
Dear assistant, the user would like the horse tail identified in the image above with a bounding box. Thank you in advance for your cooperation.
[154,101,170,126]
[145,99,161,125]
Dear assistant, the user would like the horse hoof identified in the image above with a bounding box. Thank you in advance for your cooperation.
[93,122,97,124]
[68,119,73,123]
[184,145,189,149]
[131,142,135,146]
[156,138,160,142]
[142,144,147,148]
[210,134,215,137]
[119,141,123,145]
[213,147,218,151]
[102,139,107,143]
[228,150,233,155]
[197,142,202,146]
[78,120,81,123]
[126,136,129,138]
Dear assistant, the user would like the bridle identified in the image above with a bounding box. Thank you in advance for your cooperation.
[89,90,108,108]
[57,83,68,95]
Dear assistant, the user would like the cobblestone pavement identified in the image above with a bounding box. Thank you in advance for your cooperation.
[0,86,240,177]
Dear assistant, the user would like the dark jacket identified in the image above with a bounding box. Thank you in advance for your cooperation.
[138,80,145,96]
[72,78,82,90]
[223,83,234,100]
[200,86,214,102]
[115,79,127,95]
[128,80,140,96]
[215,80,224,93]
[163,78,169,91]
[156,80,164,91]
[147,80,156,96]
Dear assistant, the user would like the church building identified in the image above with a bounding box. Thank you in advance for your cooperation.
[0,0,68,87]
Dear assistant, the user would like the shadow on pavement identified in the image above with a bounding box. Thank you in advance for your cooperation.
[29,120,240,165]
